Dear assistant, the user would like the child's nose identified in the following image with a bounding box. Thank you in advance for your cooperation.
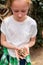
[18,14,22,18]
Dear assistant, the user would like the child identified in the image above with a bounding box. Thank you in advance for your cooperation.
[1,0,37,65]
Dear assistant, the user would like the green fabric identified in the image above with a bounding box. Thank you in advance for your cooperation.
[9,56,19,65]
[0,54,8,65]
[0,47,31,65]
[26,62,31,65]
[25,55,31,63]
[3,47,8,55]
[0,47,9,65]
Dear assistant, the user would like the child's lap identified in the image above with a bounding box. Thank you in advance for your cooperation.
[10,55,31,65]
[1,54,31,65]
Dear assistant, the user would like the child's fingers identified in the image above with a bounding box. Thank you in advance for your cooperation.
[19,55,24,59]
[21,47,29,57]
[23,53,29,58]
[16,47,20,51]
[22,50,29,58]
[15,50,19,59]
[24,47,29,53]
[15,47,29,59]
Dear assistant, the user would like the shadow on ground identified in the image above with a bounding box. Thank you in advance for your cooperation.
[30,47,43,65]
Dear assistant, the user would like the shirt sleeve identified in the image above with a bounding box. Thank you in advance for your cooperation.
[30,22,37,38]
[1,20,6,35]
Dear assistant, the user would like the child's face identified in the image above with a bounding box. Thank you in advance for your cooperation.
[11,0,29,21]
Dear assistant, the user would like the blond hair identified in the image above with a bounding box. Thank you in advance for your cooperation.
[9,0,32,6]
[26,0,32,4]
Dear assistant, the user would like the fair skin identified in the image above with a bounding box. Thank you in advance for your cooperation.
[11,0,29,21]
[1,0,36,59]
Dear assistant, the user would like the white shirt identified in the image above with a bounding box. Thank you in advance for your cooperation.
[1,15,37,57]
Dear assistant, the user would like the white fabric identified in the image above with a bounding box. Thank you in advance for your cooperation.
[1,15,37,57]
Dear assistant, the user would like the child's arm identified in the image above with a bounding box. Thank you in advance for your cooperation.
[27,36,36,48]
[1,33,19,50]
[1,33,24,59]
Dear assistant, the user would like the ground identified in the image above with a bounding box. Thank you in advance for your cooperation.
[30,47,43,65]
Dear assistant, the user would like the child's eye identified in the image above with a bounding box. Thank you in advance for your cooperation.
[21,10,26,12]
[14,10,19,12]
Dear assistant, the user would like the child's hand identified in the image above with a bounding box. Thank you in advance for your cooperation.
[15,45,29,59]
[22,47,29,58]
[20,45,30,58]
[17,49,25,59]
[15,48,24,59]
[17,47,29,59]
[15,49,20,59]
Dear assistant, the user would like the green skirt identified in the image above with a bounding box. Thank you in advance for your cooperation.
[0,48,31,65]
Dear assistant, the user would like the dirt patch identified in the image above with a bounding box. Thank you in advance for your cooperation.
[30,47,43,65]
